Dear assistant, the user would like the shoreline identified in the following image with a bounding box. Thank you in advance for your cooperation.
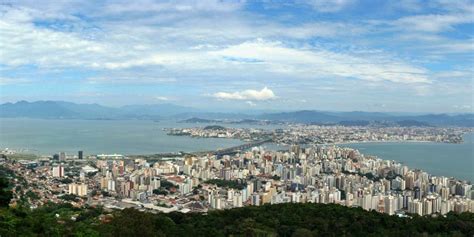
[333,140,445,145]
[4,135,473,182]
[1,138,466,157]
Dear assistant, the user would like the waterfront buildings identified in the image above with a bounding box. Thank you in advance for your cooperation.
[3,144,473,216]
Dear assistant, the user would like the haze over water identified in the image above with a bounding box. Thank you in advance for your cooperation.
[1,118,472,182]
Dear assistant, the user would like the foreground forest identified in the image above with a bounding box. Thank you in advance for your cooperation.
[1,202,474,236]
[1,168,474,236]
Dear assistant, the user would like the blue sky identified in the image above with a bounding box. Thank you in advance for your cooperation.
[0,0,473,113]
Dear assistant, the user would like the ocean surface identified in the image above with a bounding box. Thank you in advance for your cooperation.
[0,118,247,155]
[0,118,472,181]
[343,133,474,182]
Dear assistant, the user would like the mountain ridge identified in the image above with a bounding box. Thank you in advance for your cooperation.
[0,100,472,126]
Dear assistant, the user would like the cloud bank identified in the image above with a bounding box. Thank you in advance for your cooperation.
[0,0,472,112]
[212,87,276,101]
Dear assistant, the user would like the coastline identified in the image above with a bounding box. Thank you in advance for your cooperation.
[333,140,441,146]
[324,132,474,146]
[340,133,474,182]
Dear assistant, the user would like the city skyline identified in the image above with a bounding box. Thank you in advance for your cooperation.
[1,0,473,113]
[1,1,474,235]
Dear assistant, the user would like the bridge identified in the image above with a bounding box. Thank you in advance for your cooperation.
[193,138,273,157]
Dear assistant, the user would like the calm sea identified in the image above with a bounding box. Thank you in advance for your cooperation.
[1,118,472,181]
[343,133,474,182]
[0,118,246,155]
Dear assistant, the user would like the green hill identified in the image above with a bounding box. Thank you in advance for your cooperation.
[1,202,473,236]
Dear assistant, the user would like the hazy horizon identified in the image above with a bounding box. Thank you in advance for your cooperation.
[1,99,474,115]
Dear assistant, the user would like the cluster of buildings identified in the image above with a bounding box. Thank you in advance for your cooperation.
[167,125,469,145]
[166,126,269,141]
[3,145,473,216]
[276,125,468,144]
[1,151,96,208]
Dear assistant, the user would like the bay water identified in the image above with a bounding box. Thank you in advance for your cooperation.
[1,118,472,181]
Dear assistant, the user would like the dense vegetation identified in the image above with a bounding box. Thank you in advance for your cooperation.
[1,168,474,236]
[204,179,246,190]
[203,125,226,130]
[1,202,473,236]
[0,167,14,207]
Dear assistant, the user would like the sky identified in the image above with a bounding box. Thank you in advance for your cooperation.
[0,0,473,113]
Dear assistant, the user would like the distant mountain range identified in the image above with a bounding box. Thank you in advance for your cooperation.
[0,100,195,120]
[1,100,473,127]
[258,110,473,127]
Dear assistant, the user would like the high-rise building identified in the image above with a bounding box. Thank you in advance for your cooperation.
[383,196,396,215]
[233,192,243,207]
[107,179,116,192]
[59,152,66,161]
[441,200,451,215]
[440,187,450,200]
[290,145,300,159]
[78,151,83,160]
[362,194,372,211]
[68,183,88,196]
[179,178,192,195]
[251,193,260,206]
[409,199,423,216]
[52,165,64,177]
[151,177,161,190]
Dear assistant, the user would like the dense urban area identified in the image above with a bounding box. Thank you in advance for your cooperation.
[2,0,474,235]
[0,124,473,236]
[1,126,473,215]
[166,125,469,144]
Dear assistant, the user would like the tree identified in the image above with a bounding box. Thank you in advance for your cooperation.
[292,228,313,237]
[153,189,168,196]
[0,177,12,207]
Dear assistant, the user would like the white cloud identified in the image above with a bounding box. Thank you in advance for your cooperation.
[0,3,370,71]
[0,77,31,85]
[246,101,256,106]
[155,96,170,101]
[0,13,111,67]
[393,14,473,32]
[269,22,367,39]
[0,4,433,88]
[104,0,245,14]
[305,0,355,12]
[1,0,472,112]
[0,4,437,86]
[1,15,430,85]
[392,0,425,12]
[453,104,472,110]
[213,87,276,101]
[434,70,474,79]
[434,0,474,14]
[87,76,176,84]
[212,39,430,84]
